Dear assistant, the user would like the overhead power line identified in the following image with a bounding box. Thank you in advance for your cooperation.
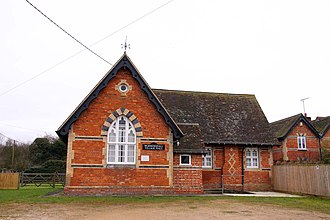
[0,0,175,98]
[0,122,44,133]
[0,132,22,144]
[25,0,112,65]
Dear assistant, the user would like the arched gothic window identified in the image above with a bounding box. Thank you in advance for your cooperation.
[107,116,136,164]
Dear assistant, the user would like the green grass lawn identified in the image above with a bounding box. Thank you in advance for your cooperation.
[1,186,329,214]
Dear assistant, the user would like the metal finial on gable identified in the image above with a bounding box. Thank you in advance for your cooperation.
[121,36,130,53]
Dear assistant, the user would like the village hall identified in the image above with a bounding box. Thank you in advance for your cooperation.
[57,52,279,195]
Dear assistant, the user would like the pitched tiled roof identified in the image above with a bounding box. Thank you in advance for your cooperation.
[153,89,277,146]
[270,114,302,139]
[270,113,320,140]
[174,123,207,154]
[312,116,330,137]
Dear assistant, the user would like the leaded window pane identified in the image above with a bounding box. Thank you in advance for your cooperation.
[206,158,211,167]
[253,158,258,166]
[108,144,115,162]
[128,130,135,143]
[298,136,306,149]
[118,144,125,162]
[109,129,116,142]
[246,158,251,167]
[107,116,136,164]
[127,145,134,162]
[202,148,212,168]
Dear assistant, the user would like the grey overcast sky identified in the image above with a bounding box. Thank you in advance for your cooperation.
[0,0,329,142]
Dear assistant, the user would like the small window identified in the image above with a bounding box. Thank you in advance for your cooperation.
[119,83,128,93]
[180,154,191,165]
[202,148,212,168]
[246,148,259,168]
[297,135,307,150]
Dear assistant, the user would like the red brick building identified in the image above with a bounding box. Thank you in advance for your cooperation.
[57,53,277,195]
[270,114,321,162]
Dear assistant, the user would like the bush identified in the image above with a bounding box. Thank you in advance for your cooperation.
[25,160,66,173]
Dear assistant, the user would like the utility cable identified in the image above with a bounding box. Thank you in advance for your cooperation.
[0,132,23,144]
[0,122,45,133]
[0,0,175,97]
[25,0,112,65]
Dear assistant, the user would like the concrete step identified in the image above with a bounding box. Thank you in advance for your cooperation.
[204,189,223,194]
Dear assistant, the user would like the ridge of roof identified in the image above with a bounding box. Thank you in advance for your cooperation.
[270,113,320,140]
[270,114,301,126]
[56,53,183,142]
[152,88,255,97]
[154,89,278,146]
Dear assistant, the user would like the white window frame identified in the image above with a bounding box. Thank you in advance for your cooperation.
[107,116,136,164]
[297,135,307,150]
[202,147,212,168]
[180,154,191,166]
[246,148,259,168]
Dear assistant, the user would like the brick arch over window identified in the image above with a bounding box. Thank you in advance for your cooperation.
[101,108,143,137]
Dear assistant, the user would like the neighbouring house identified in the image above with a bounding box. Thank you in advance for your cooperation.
[56,53,278,195]
[312,116,330,150]
[270,114,321,162]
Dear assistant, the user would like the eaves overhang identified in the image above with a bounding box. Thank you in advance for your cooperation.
[56,53,183,142]
[279,114,321,140]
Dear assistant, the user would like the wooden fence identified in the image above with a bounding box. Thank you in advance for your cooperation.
[0,173,20,189]
[272,164,330,197]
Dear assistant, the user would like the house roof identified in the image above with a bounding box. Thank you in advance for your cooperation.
[153,89,278,146]
[312,116,330,137]
[174,123,208,154]
[56,53,183,142]
[270,113,320,140]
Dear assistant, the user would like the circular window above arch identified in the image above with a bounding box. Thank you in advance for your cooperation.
[115,80,132,96]
[119,83,128,93]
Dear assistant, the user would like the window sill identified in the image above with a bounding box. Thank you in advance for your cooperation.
[179,164,192,166]
[245,167,259,170]
[106,164,136,169]
[298,149,307,151]
[202,166,212,169]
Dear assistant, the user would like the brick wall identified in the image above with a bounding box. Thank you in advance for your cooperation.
[282,121,320,162]
[202,147,223,189]
[222,146,243,191]
[173,154,204,194]
[65,68,180,195]
[244,148,272,191]
[72,140,104,164]
[73,69,169,138]
[70,168,169,187]
[200,146,272,191]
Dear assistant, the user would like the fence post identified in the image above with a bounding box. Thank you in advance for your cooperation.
[21,172,24,188]
[52,172,56,188]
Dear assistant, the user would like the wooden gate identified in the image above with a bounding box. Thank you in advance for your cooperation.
[20,172,65,188]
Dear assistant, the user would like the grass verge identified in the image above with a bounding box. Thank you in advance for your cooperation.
[0,187,329,214]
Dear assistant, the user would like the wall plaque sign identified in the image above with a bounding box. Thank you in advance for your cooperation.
[141,155,150,161]
[142,143,165,150]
